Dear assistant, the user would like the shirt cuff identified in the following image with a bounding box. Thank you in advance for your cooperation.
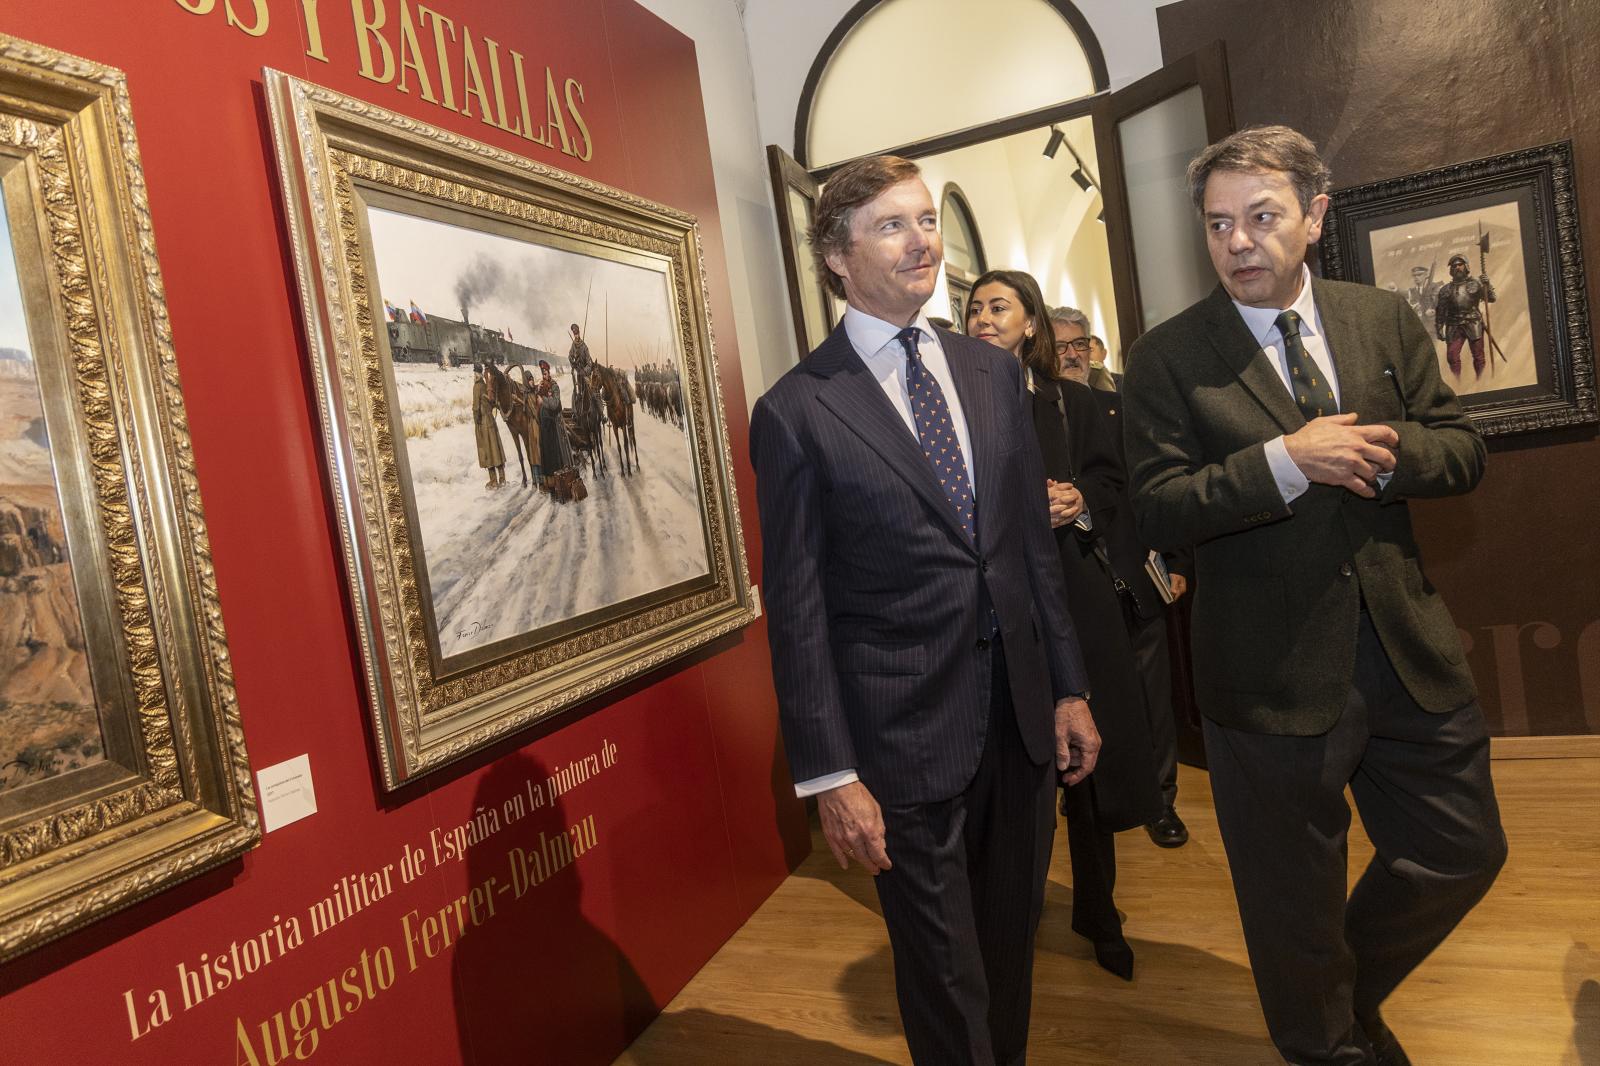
[1376,472,1394,490]
[1264,435,1310,504]
[1074,508,1093,532]
[794,769,859,798]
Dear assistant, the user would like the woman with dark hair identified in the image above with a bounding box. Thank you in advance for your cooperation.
[966,268,1162,979]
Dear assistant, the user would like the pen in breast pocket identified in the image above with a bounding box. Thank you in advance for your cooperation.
[1383,365,1408,421]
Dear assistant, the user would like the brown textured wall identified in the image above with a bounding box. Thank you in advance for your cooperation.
[1158,0,1600,735]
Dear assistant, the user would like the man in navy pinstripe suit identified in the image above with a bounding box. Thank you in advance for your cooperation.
[751,155,1098,1065]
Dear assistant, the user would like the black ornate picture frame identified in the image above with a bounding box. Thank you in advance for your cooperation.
[1322,141,1593,437]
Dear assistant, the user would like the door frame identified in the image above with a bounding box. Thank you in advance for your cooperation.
[1092,40,1234,347]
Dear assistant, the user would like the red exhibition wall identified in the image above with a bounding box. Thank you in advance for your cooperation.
[0,2,809,1063]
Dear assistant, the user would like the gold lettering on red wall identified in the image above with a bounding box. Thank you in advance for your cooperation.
[511,51,548,148]
[169,0,597,158]
[483,36,522,136]
[299,0,331,61]
[458,26,495,126]
[417,5,460,112]
[174,0,269,35]
[542,65,572,155]
[351,0,395,83]
[226,0,270,36]
[565,77,592,162]
[395,0,440,103]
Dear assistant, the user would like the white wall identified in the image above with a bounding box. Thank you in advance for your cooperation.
[742,0,1172,161]
[806,0,1097,167]
[630,0,1173,407]
[632,0,802,414]
[915,117,1121,358]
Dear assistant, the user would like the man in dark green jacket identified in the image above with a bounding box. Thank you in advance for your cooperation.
[1123,126,1506,1066]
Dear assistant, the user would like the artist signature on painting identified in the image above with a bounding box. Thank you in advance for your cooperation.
[455,620,495,641]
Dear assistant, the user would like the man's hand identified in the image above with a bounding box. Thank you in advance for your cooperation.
[1054,697,1101,786]
[1283,413,1399,498]
[1046,479,1085,528]
[816,780,892,874]
[1168,572,1188,600]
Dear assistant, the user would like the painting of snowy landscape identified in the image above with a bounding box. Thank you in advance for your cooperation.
[365,206,711,662]
[0,198,103,794]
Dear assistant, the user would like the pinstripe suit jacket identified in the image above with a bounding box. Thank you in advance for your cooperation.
[751,322,1090,806]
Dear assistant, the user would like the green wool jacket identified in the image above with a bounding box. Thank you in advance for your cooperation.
[1122,278,1484,736]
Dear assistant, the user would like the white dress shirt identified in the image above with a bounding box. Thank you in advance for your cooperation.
[842,305,978,500]
[793,305,980,799]
[1232,265,1347,504]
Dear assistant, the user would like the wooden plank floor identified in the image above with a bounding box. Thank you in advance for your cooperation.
[618,758,1600,1064]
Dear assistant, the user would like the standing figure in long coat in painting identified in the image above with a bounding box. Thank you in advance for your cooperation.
[473,363,506,489]
[536,360,574,485]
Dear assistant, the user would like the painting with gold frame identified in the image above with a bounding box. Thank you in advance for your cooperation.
[0,36,258,962]
[264,71,756,789]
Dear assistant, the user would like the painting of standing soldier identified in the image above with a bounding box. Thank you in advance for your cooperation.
[1369,201,1534,396]
[365,206,709,662]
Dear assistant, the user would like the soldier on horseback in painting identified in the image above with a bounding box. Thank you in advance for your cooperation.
[472,362,506,489]
[1435,253,1497,378]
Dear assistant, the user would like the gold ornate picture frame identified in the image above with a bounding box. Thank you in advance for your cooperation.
[264,71,755,789]
[0,36,258,962]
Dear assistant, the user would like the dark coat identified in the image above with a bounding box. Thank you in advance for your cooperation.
[750,324,1090,806]
[1083,386,1172,618]
[1029,375,1162,831]
[1123,279,1484,736]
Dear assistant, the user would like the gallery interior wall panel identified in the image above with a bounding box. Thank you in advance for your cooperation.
[0,2,807,1063]
[1158,0,1600,737]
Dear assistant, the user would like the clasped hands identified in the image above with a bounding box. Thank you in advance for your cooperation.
[1045,479,1084,528]
[815,698,1101,875]
[1284,413,1399,498]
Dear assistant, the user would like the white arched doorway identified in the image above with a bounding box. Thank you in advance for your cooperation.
[766,4,1234,370]
[799,0,1106,169]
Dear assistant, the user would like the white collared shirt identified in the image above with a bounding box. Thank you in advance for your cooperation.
[841,304,979,501]
[1231,265,1340,503]
[1232,264,1344,408]
[793,305,980,800]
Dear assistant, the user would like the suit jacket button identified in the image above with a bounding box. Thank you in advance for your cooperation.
[981,558,990,572]
[975,637,991,651]
[1339,562,1354,577]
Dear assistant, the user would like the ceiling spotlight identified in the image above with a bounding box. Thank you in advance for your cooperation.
[1070,167,1092,191]
[1043,126,1065,159]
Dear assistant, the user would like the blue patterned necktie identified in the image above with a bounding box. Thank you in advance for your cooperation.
[1276,310,1338,420]
[897,327,975,541]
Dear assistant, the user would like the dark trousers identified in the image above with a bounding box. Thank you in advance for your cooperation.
[874,651,1056,1066]
[1130,610,1179,807]
[1204,614,1507,1065]
[1061,782,1121,945]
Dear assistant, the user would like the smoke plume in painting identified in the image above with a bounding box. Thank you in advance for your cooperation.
[366,207,709,661]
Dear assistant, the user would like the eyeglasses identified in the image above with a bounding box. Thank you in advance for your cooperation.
[1054,338,1092,354]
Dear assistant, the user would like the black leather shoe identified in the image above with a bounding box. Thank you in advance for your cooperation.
[1092,938,1135,982]
[1358,1014,1413,1066]
[1144,806,1188,848]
